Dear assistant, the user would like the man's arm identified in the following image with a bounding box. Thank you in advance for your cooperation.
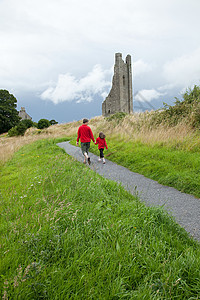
[89,127,95,143]
[89,128,95,142]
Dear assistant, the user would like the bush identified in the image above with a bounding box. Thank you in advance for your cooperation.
[37,119,51,129]
[50,119,58,125]
[149,85,200,128]
[8,126,19,137]
[8,122,27,136]
[21,119,34,129]
[106,112,127,123]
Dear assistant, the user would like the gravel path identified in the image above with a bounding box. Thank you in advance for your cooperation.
[58,141,200,241]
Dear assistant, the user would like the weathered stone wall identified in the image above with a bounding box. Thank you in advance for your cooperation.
[102,53,133,116]
[18,107,32,120]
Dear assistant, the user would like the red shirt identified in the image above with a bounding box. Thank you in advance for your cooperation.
[77,124,95,143]
[95,137,108,149]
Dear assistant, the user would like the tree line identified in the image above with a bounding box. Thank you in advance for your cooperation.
[0,90,58,136]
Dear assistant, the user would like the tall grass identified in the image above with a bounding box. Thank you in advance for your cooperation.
[1,139,200,299]
[0,122,79,165]
[90,114,200,152]
[1,112,200,198]
[1,112,199,167]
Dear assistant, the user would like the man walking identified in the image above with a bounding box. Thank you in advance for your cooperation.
[76,118,95,164]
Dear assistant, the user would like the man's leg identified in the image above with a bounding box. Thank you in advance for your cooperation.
[81,143,88,163]
[85,143,91,164]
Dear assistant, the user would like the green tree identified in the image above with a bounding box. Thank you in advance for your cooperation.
[0,89,20,134]
[50,119,58,125]
[21,119,34,129]
[37,118,51,129]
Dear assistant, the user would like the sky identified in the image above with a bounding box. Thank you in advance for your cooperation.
[1,0,200,123]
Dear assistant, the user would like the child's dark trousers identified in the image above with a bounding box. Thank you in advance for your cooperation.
[99,148,104,158]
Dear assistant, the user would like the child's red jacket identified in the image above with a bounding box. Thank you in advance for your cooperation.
[95,137,108,149]
[77,124,95,143]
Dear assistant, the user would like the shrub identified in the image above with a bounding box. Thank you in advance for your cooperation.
[149,85,200,128]
[37,119,51,129]
[106,112,127,123]
[21,119,34,129]
[8,122,27,136]
[50,119,58,125]
[8,126,19,137]
[33,122,38,127]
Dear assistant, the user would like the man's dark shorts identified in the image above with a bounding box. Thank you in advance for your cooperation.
[81,142,90,155]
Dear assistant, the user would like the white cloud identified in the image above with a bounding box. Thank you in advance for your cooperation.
[133,59,153,77]
[40,65,112,104]
[0,0,200,121]
[163,48,200,88]
[135,89,165,102]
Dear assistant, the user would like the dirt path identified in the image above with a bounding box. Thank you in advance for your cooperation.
[58,141,200,241]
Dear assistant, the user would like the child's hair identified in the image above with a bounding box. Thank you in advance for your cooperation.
[99,132,105,139]
[83,118,89,124]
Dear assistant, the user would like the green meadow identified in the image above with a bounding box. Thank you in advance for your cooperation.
[1,139,200,299]
[88,137,200,199]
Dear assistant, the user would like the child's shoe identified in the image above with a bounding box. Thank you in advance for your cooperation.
[103,158,105,164]
[98,158,102,162]
[88,157,91,165]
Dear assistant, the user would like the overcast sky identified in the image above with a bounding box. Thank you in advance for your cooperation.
[1,0,200,122]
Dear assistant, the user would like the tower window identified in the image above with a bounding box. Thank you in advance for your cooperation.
[123,75,125,86]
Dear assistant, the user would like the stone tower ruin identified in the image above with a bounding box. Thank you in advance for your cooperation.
[18,107,32,121]
[102,53,133,116]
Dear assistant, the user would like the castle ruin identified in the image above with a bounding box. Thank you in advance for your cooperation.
[18,107,32,120]
[102,53,133,116]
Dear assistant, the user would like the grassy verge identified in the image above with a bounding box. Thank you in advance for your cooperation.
[84,137,200,199]
[0,139,200,299]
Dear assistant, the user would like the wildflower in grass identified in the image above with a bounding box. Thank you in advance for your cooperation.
[21,264,31,282]
[14,276,19,288]
[55,217,61,223]
[17,265,22,277]
[3,280,9,289]
[2,290,8,300]
[173,278,181,286]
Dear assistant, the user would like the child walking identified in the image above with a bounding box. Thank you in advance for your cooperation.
[95,132,108,164]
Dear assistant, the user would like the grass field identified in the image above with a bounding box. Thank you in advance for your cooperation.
[1,113,200,200]
[87,136,200,199]
[1,139,200,299]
